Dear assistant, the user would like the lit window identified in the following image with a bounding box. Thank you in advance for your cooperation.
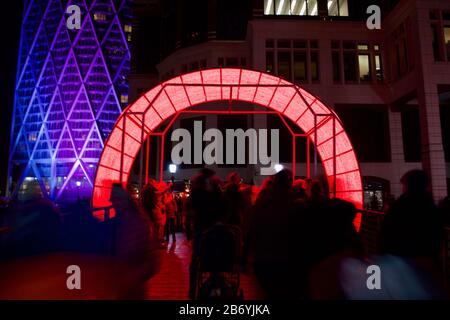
[328,0,348,17]
[94,13,107,21]
[445,27,450,61]
[358,54,371,82]
[120,95,128,104]
[309,0,318,16]
[124,24,132,33]
[264,0,319,16]
[357,44,369,51]
[375,54,383,82]
[264,0,275,15]
[275,0,290,15]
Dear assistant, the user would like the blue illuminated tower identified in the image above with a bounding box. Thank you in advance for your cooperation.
[8,0,131,202]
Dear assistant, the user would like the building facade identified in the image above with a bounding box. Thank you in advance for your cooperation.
[8,0,132,202]
[141,0,450,209]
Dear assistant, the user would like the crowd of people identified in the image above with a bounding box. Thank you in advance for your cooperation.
[0,168,449,299]
[136,168,449,299]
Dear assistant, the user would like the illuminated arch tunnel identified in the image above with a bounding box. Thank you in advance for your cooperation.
[92,68,363,219]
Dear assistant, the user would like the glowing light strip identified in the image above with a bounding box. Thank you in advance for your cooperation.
[92,68,363,218]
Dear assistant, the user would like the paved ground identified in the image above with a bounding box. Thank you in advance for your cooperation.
[143,233,265,300]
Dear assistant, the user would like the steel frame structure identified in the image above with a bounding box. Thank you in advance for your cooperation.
[92,68,363,218]
[8,0,131,201]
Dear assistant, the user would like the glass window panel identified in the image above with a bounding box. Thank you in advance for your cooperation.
[266,51,274,73]
[339,0,349,16]
[344,52,357,82]
[375,54,383,82]
[431,24,443,61]
[294,52,307,82]
[275,0,291,15]
[332,51,341,82]
[310,40,319,49]
[358,54,371,82]
[293,40,307,48]
[226,57,239,66]
[331,40,340,49]
[311,51,319,81]
[374,44,380,51]
[308,0,318,16]
[358,44,369,51]
[445,27,450,61]
[264,0,275,15]
[266,39,274,48]
[291,0,307,16]
[278,51,292,80]
[278,40,291,48]
[328,0,338,16]
[443,11,450,21]
[343,41,356,49]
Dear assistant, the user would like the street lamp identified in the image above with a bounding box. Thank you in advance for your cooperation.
[76,181,81,201]
[169,164,177,189]
[274,164,284,173]
[169,164,177,174]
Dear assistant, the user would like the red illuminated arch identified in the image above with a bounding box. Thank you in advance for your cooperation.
[92,68,363,214]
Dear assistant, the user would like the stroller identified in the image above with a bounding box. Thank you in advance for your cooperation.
[195,223,244,300]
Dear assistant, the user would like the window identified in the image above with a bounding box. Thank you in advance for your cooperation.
[264,0,319,16]
[124,24,132,33]
[343,52,357,82]
[335,41,383,83]
[278,51,292,80]
[120,95,128,104]
[336,105,391,162]
[190,61,199,71]
[431,23,444,61]
[375,54,383,82]
[310,52,319,81]
[265,39,320,83]
[226,57,239,67]
[358,54,371,82]
[294,52,307,81]
[327,0,348,17]
[391,22,413,79]
[266,51,274,73]
[401,108,421,162]
[94,13,107,21]
[445,27,450,61]
[332,51,341,82]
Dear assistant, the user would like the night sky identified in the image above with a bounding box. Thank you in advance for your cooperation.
[0,2,22,196]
